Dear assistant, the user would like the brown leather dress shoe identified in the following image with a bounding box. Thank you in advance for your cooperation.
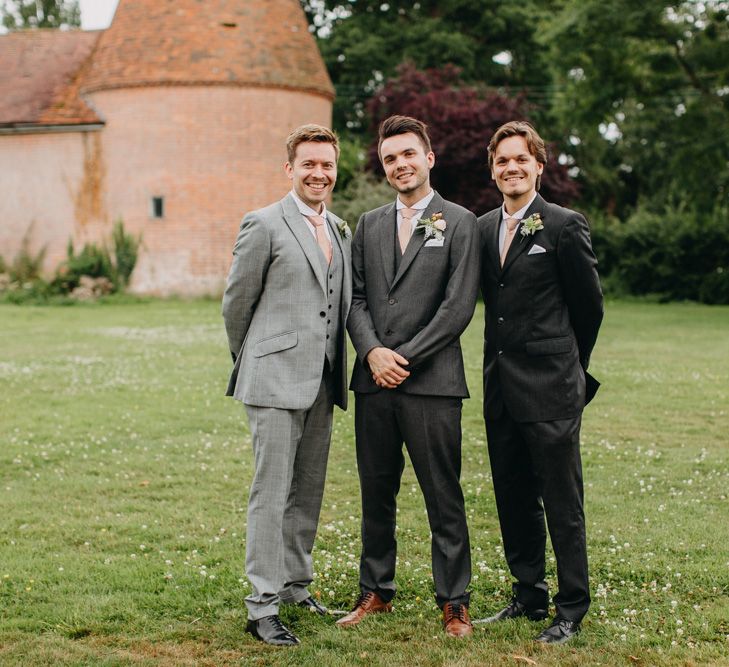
[335,591,392,628]
[443,602,473,638]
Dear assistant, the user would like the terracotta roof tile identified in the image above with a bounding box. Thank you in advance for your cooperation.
[81,0,334,99]
[0,29,102,127]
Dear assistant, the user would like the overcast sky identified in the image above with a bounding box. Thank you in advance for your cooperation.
[79,0,119,30]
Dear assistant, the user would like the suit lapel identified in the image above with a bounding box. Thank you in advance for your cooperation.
[391,191,444,291]
[378,201,398,290]
[281,194,327,293]
[484,209,501,276]
[501,193,547,274]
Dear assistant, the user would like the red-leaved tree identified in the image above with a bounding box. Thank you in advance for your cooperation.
[366,64,579,215]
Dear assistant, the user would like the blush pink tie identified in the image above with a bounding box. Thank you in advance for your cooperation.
[307,215,332,265]
[500,217,519,267]
[399,208,418,254]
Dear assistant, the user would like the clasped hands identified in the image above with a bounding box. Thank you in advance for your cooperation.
[366,346,410,389]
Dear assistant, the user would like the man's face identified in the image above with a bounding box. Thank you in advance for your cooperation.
[379,132,434,200]
[285,141,337,211]
[490,135,544,200]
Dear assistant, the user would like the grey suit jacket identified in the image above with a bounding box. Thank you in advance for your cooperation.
[478,193,603,422]
[347,191,479,397]
[222,193,352,410]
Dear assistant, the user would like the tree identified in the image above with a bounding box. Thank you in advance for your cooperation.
[301,0,560,133]
[542,0,729,216]
[1,0,80,30]
[365,64,579,215]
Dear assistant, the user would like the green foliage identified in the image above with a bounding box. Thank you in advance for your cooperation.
[111,219,142,289]
[591,203,729,304]
[54,241,114,294]
[303,0,556,133]
[0,0,80,30]
[332,170,394,226]
[6,234,46,283]
[0,254,6,274]
[334,136,367,192]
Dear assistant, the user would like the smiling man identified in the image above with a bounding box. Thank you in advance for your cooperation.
[477,121,603,644]
[340,115,480,637]
[222,124,351,646]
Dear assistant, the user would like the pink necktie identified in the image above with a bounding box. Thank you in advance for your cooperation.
[307,215,332,265]
[500,217,519,267]
[399,208,418,254]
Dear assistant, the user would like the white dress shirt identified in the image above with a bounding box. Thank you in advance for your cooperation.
[290,189,332,242]
[498,192,538,255]
[396,189,435,234]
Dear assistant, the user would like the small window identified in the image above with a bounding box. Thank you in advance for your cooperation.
[151,196,164,219]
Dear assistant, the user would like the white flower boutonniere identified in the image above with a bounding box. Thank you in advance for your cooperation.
[337,220,351,240]
[519,212,544,241]
[414,212,447,242]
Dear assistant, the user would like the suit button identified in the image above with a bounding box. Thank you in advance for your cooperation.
[327,320,331,324]
[329,289,333,294]
[497,350,504,356]
[328,304,332,309]
[499,283,505,288]
[326,335,330,339]
[330,274,333,279]
[319,311,326,317]
[385,329,393,335]
[388,298,396,305]
[497,316,504,324]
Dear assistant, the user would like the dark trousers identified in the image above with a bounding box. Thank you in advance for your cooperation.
[354,391,471,608]
[486,410,590,622]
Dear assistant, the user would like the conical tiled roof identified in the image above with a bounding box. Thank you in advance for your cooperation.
[80,0,333,99]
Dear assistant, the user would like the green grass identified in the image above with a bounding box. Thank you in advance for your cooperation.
[1,299,728,666]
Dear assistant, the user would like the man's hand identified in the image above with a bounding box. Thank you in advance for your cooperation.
[366,347,410,389]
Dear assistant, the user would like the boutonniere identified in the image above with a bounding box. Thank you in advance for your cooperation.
[519,213,544,241]
[336,220,351,240]
[414,212,447,241]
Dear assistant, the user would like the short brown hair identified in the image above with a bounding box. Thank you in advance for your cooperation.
[286,124,340,163]
[488,121,547,190]
[378,115,432,157]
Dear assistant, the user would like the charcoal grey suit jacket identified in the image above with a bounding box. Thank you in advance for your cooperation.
[478,193,603,422]
[222,193,352,410]
[347,191,479,397]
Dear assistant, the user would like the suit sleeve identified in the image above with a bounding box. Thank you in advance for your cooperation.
[557,213,604,369]
[395,211,480,368]
[346,213,383,363]
[221,212,271,361]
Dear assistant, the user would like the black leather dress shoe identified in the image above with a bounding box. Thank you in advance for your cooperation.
[246,615,300,646]
[480,598,548,623]
[535,617,581,644]
[298,596,328,615]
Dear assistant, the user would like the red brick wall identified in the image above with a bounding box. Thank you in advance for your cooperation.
[0,85,332,295]
[92,85,332,295]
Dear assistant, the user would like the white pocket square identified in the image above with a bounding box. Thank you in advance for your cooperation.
[528,244,547,255]
[424,238,444,247]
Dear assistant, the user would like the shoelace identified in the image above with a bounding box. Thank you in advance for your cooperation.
[269,615,296,639]
[354,591,376,608]
[446,603,467,622]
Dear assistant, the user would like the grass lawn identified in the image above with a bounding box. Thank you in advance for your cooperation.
[1,299,728,666]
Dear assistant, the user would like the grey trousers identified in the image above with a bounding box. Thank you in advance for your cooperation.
[243,371,333,620]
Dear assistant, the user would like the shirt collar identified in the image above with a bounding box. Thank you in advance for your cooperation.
[291,189,328,220]
[501,192,538,221]
[396,189,435,211]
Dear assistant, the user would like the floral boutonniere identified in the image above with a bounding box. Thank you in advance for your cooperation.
[336,220,351,240]
[414,212,447,241]
[519,212,544,241]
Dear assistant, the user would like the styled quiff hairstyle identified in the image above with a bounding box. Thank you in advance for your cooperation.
[286,124,340,163]
[487,121,547,190]
[378,115,432,157]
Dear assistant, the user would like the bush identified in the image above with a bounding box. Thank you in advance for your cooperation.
[590,203,729,304]
[332,171,395,229]
[111,219,142,288]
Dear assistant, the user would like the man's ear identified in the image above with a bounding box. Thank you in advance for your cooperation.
[284,161,293,180]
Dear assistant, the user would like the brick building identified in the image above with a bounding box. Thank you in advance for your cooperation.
[0,0,333,295]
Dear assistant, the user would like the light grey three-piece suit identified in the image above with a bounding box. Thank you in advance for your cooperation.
[222,192,351,619]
